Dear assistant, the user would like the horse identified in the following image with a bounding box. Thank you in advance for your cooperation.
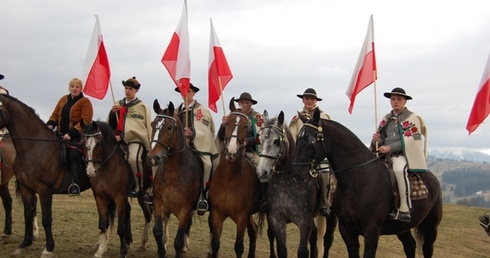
[257,111,337,258]
[81,121,153,258]
[208,97,264,258]
[479,212,490,237]
[294,108,443,258]
[0,94,92,257]
[148,100,202,258]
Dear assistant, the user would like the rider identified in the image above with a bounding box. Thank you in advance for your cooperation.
[175,83,219,215]
[47,77,93,195]
[108,77,152,197]
[289,88,334,216]
[217,92,265,210]
[371,87,427,223]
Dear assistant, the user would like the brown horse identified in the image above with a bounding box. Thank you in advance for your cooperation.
[208,98,263,258]
[0,94,91,257]
[295,109,443,258]
[82,121,153,258]
[148,100,202,258]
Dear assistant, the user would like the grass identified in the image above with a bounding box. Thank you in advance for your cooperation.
[0,189,489,257]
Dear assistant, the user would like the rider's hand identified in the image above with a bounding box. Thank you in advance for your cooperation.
[115,135,122,142]
[372,132,380,142]
[111,103,120,113]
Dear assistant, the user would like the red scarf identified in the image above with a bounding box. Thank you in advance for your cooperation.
[116,106,126,133]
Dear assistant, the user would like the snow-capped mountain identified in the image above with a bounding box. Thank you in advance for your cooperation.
[429,148,490,163]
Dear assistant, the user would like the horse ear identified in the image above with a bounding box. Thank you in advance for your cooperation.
[229,97,237,112]
[298,111,308,123]
[263,110,269,120]
[92,120,98,131]
[153,99,162,114]
[168,101,175,115]
[278,111,284,126]
[313,108,320,123]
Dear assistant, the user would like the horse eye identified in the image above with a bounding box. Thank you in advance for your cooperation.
[273,139,280,145]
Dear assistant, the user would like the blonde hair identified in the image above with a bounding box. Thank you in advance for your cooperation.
[69,78,83,91]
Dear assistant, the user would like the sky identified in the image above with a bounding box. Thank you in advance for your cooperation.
[1,0,490,153]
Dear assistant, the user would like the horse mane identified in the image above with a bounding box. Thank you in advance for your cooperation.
[93,121,117,146]
[0,94,51,132]
[321,119,372,154]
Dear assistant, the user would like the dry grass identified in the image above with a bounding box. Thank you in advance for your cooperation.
[0,189,489,257]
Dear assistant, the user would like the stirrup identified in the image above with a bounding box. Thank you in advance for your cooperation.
[68,183,80,196]
[197,199,209,216]
[143,192,153,204]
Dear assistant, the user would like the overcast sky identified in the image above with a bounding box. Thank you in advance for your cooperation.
[1,0,489,153]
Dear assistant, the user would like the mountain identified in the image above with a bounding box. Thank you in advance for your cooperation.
[429,148,490,163]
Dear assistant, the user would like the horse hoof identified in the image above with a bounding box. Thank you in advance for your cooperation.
[12,248,28,256]
[0,232,10,240]
[41,249,55,258]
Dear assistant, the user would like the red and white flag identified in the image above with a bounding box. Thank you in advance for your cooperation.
[83,15,111,100]
[208,19,233,113]
[162,0,191,96]
[466,51,490,135]
[346,15,377,114]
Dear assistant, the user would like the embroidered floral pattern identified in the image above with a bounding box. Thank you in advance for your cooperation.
[401,120,418,137]
[196,109,202,121]
[254,114,263,127]
[379,120,386,127]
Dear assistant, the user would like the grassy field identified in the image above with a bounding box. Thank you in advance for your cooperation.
[0,189,489,257]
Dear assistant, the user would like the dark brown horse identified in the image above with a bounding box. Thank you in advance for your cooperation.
[257,111,335,258]
[81,121,153,258]
[148,100,202,258]
[208,98,263,258]
[0,94,91,257]
[295,109,443,258]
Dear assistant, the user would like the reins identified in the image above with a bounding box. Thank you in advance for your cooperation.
[151,114,186,157]
[83,131,119,169]
[258,124,287,173]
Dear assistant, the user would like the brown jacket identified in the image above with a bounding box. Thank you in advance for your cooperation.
[47,94,93,139]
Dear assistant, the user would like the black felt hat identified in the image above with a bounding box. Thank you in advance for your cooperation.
[383,87,412,100]
[297,88,322,101]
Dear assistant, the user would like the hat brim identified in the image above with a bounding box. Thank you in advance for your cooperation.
[383,92,412,100]
[0,74,4,80]
[297,94,322,101]
[234,99,257,105]
[174,85,200,93]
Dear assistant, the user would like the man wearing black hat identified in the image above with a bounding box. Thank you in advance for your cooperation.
[108,77,152,197]
[290,88,334,216]
[175,83,219,215]
[372,87,428,223]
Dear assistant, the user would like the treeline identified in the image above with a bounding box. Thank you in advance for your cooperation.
[442,168,490,198]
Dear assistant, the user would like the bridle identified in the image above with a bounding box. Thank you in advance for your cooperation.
[223,112,249,148]
[258,124,288,174]
[151,114,185,157]
[83,131,118,169]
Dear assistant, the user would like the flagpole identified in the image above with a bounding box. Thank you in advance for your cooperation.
[109,80,118,123]
[218,76,227,116]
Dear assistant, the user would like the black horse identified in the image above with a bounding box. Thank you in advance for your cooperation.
[294,109,443,258]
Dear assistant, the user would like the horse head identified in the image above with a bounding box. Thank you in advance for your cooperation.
[223,97,249,161]
[81,121,117,178]
[257,110,291,179]
[149,99,184,166]
[293,108,328,180]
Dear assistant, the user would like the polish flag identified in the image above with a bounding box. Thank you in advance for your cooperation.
[208,19,233,113]
[161,0,191,96]
[346,15,377,114]
[466,51,490,135]
[83,15,111,100]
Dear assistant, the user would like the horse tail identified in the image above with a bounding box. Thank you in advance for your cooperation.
[257,211,266,236]
[15,180,21,199]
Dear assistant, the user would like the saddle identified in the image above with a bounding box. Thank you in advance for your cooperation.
[385,161,429,201]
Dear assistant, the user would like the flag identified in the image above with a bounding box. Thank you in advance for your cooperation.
[208,19,233,113]
[346,15,377,114]
[466,51,490,135]
[83,15,111,100]
[161,0,191,96]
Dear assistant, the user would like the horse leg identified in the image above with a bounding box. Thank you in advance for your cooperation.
[116,197,129,258]
[416,207,442,258]
[272,221,287,258]
[37,190,56,258]
[152,200,167,258]
[361,226,381,258]
[182,211,192,253]
[0,182,12,238]
[12,186,37,255]
[266,223,277,258]
[396,231,416,258]
[208,211,225,258]
[338,222,361,258]
[245,215,258,258]
[93,196,111,258]
[323,214,337,258]
[297,218,313,258]
[136,195,152,252]
[174,211,192,258]
[314,215,326,258]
